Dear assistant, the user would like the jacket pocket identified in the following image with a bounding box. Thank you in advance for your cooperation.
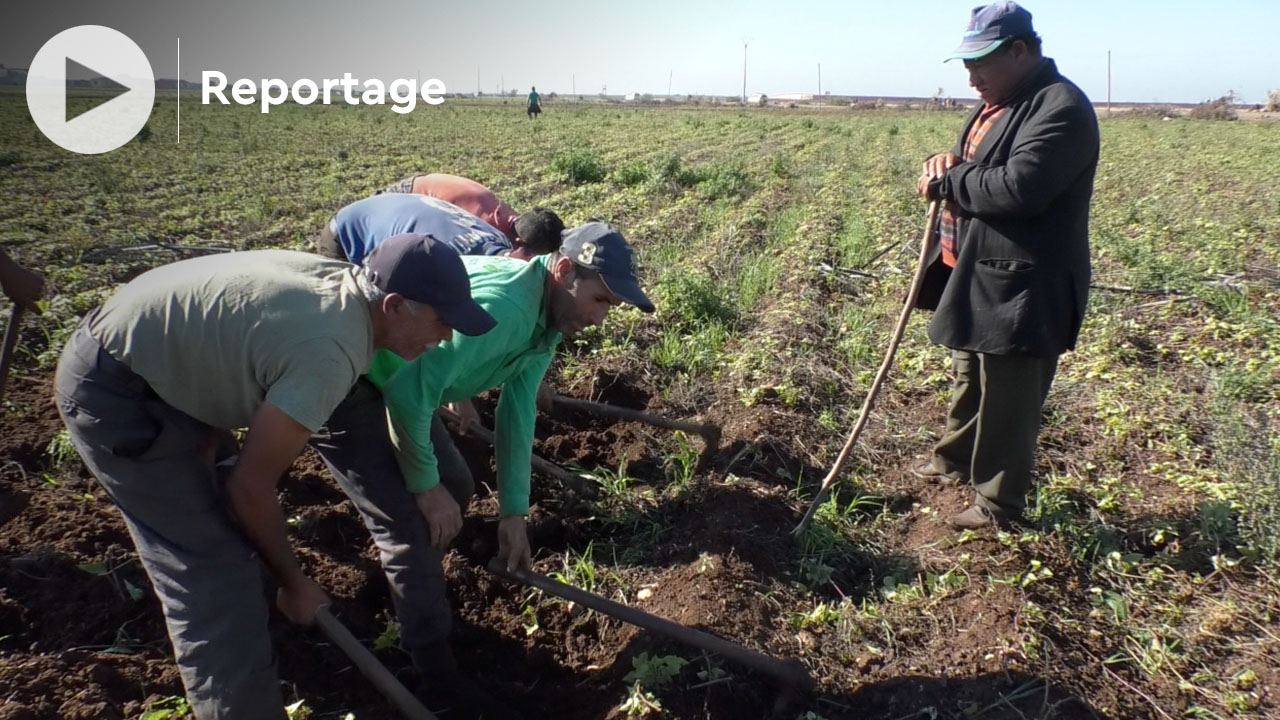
[978,258,1034,274]
[972,257,1034,315]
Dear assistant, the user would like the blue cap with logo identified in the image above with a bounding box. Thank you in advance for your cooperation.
[362,233,497,336]
[560,222,655,313]
[949,2,1035,61]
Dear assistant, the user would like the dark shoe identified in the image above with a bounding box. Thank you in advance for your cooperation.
[910,458,966,485]
[952,502,1018,530]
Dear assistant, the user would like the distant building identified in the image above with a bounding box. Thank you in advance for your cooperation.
[771,92,814,102]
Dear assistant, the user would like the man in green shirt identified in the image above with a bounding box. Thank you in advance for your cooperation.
[54,235,494,720]
[309,223,652,712]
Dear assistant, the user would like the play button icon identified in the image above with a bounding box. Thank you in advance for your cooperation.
[27,25,155,155]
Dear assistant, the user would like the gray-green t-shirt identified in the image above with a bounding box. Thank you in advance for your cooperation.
[90,250,375,432]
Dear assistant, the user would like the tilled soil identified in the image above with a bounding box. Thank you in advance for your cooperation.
[4,372,1110,720]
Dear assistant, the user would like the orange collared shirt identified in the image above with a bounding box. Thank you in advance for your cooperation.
[938,103,1006,267]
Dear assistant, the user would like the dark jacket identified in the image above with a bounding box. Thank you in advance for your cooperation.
[917,59,1098,358]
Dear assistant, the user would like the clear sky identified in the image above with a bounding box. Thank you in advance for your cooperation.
[4,0,1278,104]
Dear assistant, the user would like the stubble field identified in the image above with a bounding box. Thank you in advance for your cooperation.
[1,94,1279,720]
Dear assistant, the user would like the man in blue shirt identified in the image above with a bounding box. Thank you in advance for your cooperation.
[316,194,560,263]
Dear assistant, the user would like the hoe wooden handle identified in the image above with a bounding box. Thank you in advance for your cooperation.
[486,558,811,691]
[314,607,438,720]
[437,407,594,496]
[0,306,26,405]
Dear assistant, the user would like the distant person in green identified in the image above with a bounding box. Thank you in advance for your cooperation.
[527,86,541,119]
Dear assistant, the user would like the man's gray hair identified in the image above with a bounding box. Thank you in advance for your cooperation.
[357,266,388,304]
[358,265,429,315]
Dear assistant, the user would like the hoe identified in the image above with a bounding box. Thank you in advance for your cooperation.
[314,606,438,720]
[549,393,723,468]
[487,558,813,715]
[0,306,25,404]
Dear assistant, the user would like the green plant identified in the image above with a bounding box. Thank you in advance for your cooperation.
[652,154,696,187]
[613,161,650,186]
[654,270,738,332]
[522,603,540,636]
[695,162,752,200]
[549,542,602,594]
[46,429,78,469]
[617,683,664,717]
[372,620,400,652]
[786,601,843,628]
[582,460,634,498]
[623,652,687,689]
[139,696,191,720]
[661,431,699,488]
[549,149,606,185]
[1198,501,1238,550]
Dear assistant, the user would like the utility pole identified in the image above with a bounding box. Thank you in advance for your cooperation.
[476,66,480,96]
[818,63,822,106]
[572,74,575,97]
[668,69,673,98]
[742,42,748,103]
[1107,50,1112,116]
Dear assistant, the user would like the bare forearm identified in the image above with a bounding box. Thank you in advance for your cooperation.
[227,475,305,587]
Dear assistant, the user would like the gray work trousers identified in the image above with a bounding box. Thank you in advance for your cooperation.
[54,322,283,720]
[308,377,476,673]
[56,325,478,718]
[314,216,347,261]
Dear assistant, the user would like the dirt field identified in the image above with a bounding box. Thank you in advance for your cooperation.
[1,99,1278,719]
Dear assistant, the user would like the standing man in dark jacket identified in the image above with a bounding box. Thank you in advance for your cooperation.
[914,2,1098,529]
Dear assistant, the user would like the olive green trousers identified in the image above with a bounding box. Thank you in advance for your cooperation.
[926,349,1059,515]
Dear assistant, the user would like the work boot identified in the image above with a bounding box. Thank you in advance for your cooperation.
[910,458,966,486]
[948,504,1021,530]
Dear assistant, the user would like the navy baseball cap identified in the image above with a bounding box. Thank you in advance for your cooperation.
[949,2,1035,61]
[363,233,497,336]
[560,222,655,313]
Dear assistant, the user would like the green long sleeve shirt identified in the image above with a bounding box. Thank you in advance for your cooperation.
[365,255,561,515]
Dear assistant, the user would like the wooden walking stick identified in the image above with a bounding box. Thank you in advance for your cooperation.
[791,199,941,537]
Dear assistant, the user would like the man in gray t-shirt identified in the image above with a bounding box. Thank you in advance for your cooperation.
[54,235,494,720]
